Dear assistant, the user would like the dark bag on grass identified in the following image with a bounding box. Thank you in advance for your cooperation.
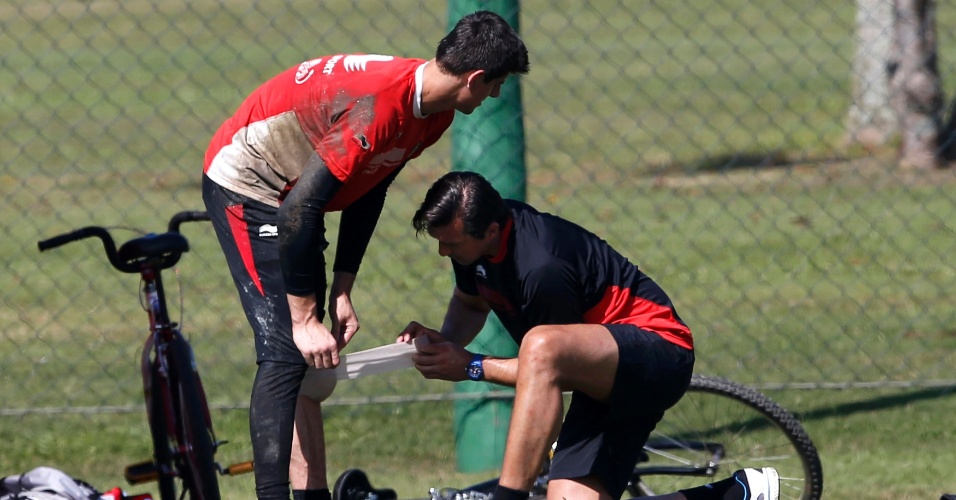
[0,466,100,500]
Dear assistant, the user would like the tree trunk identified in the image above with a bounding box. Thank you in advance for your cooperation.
[890,0,943,169]
[847,0,897,148]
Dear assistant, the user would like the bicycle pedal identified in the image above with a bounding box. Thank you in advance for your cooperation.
[124,460,159,485]
[222,460,254,476]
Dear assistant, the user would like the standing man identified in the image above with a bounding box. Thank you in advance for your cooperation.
[202,13,530,500]
[399,171,779,500]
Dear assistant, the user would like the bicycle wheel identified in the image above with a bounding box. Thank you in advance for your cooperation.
[161,333,221,500]
[148,360,177,500]
[629,374,823,500]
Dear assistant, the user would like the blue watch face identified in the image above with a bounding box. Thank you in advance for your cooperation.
[467,358,484,381]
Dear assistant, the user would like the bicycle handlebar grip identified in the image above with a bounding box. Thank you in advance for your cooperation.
[168,211,211,233]
[37,226,109,252]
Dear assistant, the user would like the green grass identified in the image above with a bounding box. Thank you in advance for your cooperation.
[4,161,955,499]
[2,0,956,499]
[2,388,956,499]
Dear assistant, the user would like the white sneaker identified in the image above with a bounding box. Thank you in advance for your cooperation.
[734,467,780,500]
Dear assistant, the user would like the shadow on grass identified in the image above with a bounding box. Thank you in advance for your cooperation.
[658,386,956,445]
[664,150,851,174]
[794,386,956,423]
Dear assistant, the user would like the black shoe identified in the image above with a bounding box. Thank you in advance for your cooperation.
[332,468,398,500]
[940,495,956,500]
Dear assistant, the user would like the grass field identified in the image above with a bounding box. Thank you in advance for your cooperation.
[2,386,956,499]
[2,0,956,499]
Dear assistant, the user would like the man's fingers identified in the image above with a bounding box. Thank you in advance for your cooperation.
[307,350,340,370]
[424,329,446,342]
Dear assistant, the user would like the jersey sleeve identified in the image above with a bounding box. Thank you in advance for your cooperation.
[332,165,402,274]
[277,155,343,296]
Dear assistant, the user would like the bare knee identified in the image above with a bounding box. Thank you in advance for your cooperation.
[519,327,563,368]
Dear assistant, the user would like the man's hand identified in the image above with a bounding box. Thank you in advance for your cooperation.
[396,320,436,344]
[330,291,359,350]
[289,294,340,369]
[292,319,339,369]
[402,326,472,382]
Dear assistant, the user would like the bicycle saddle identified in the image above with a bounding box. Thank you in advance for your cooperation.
[117,233,189,272]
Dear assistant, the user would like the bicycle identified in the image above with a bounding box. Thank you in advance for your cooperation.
[332,374,824,500]
[37,211,253,500]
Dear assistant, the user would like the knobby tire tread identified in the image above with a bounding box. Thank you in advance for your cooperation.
[682,374,824,500]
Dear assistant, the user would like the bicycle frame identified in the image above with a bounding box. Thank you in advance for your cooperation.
[136,265,219,499]
[37,211,244,500]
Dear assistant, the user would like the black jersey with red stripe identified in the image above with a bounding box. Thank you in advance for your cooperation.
[452,201,693,349]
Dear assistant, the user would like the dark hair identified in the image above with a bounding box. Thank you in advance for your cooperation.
[413,171,511,239]
[435,10,530,82]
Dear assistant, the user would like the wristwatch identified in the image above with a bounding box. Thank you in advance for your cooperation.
[466,353,486,381]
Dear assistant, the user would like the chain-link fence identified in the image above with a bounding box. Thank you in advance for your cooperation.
[2,0,955,418]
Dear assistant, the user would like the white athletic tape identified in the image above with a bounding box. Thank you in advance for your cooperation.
[299,336,430,402]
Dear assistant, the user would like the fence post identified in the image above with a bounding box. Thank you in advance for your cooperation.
[447,0,525,473]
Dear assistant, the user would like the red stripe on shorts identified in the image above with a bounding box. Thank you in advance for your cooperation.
[225,204,264,296]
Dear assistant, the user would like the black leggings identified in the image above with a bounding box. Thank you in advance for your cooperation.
[250,361,308,500]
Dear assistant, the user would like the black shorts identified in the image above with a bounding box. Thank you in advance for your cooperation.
[548,324,695,499]
[202,176,327,364]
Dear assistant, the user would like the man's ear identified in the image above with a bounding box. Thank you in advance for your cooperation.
[484,221,500,240]
[466,70,486,89]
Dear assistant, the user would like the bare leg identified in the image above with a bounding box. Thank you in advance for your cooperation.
[547,475,613,499]
[497,324,619,494]
[549,476,688,499]
[290,395,328,490]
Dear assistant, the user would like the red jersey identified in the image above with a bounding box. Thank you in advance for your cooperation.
[204,54,454,212]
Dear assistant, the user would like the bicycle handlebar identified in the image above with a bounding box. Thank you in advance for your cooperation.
[168,210,211,234]
[37,226,114,253]
[37,211,211,274]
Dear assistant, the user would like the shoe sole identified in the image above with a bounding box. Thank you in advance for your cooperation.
[762,467,780,500]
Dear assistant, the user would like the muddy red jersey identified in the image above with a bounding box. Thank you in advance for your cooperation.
[453,201,693,350]
[204,54,454,212]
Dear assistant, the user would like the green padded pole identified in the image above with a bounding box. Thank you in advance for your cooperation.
[447,0,525,473]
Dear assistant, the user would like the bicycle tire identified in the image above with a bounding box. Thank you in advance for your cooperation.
[158,333,222,500]
[148,360,177,500]
[629,374,823,500]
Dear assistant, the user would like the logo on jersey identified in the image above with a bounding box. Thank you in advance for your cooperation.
[343,54,394,71]
[476,265,487,279]
[476,284,518,317]
[295,58,323,84]
[259,224,278,237]
[353,134,371,150]
[322,55,344,75]
[361,148,407,174]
